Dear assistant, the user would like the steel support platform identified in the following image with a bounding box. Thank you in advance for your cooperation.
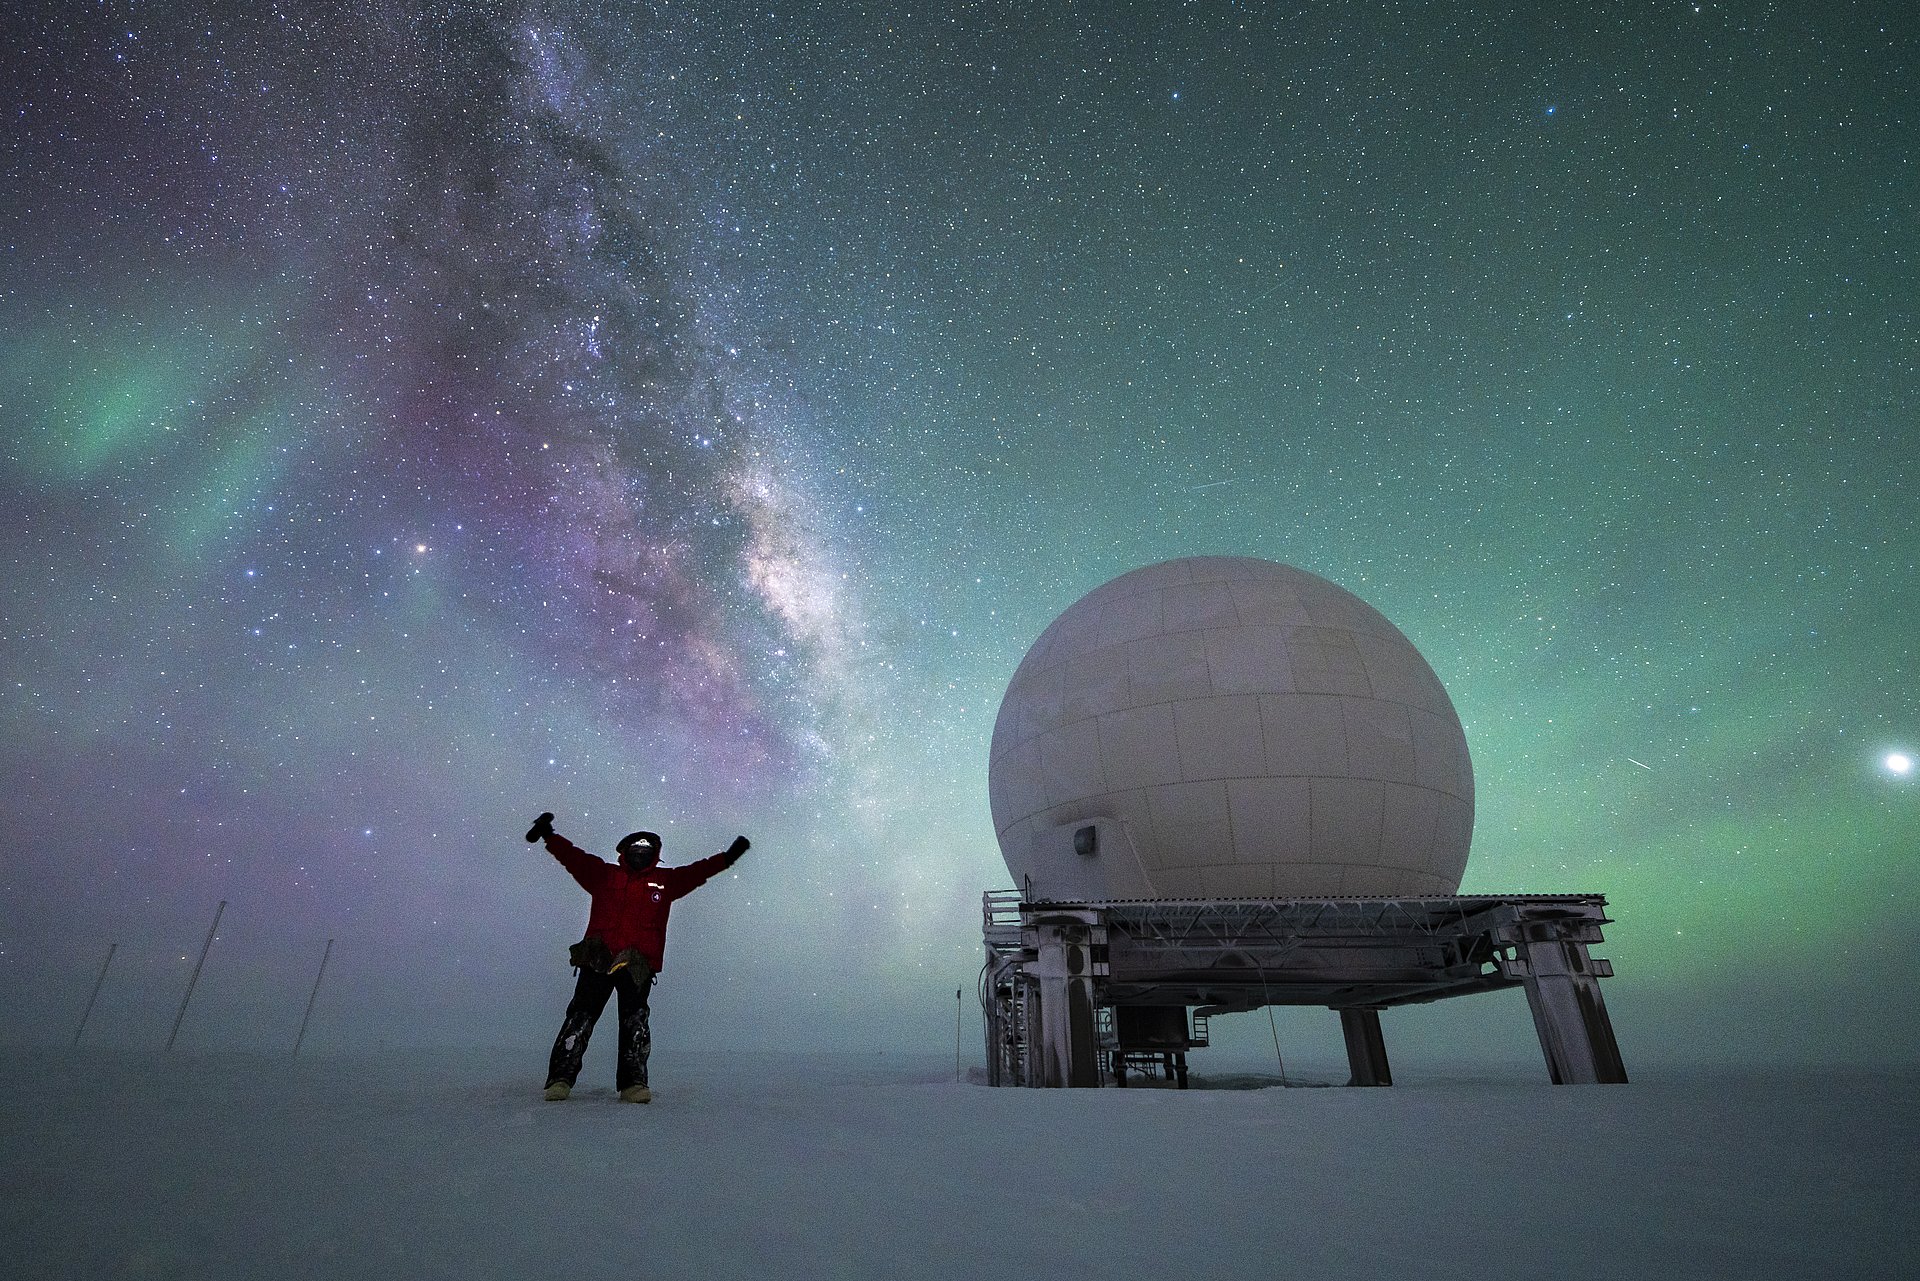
[980,891,1628,1088]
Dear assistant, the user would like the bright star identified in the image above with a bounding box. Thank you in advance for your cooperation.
[1885,752,1914,777]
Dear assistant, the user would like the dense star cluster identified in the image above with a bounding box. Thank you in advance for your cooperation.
[2,2,1914,1062]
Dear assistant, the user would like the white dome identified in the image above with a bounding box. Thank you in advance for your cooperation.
[987,557,1473,899]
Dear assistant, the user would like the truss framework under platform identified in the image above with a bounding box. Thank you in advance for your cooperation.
[979,891,1628,1088]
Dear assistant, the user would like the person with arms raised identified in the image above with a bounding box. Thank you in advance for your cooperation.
[525,811,750,1103]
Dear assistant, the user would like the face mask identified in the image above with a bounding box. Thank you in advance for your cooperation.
[617,831,661,869]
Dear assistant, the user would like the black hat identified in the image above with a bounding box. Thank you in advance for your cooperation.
[616,831,662,866]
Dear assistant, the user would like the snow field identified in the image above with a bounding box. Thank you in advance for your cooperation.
[2,1050,1913,1280]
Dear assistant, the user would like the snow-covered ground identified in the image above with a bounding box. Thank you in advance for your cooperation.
[3,1048,1912,1280]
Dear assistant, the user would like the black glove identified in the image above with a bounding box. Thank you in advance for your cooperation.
[525,812,555,843]
[725,835,750,860]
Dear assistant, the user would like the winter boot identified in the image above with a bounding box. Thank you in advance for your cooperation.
[543,1081,572,1101]
[618,1084,652,1104]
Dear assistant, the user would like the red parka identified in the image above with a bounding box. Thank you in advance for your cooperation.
[543,833,740,973]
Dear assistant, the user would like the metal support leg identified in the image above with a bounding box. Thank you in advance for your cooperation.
[1339,1008,1393,1086]
[1031,920,1101,1087]
[1516,937,1628,1085]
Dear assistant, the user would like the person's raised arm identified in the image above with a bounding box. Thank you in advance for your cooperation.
[665,836,750,898]
[525,812,607,893]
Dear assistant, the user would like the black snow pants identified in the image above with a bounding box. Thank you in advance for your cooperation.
[546,964,653,1090]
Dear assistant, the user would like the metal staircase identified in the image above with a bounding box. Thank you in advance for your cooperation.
[980,891,1038,1085]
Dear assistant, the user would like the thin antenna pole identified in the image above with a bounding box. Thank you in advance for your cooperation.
[1267,1004,1290,1087]
[71,943,118,1048]
[166,900,226,1052]
[1260,966,1289,1087]
[291,938,335,1060]
[954,988,963,1082]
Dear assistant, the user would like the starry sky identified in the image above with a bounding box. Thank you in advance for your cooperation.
[3,0,1914,1068]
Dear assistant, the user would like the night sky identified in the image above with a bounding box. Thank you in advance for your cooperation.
[3,1,1914,1067]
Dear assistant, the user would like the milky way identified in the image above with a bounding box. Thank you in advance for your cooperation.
[3,1,1915,1064]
